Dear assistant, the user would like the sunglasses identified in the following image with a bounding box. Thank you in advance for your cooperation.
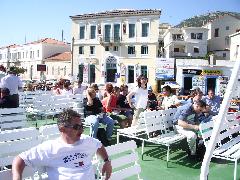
[64,124,84,131]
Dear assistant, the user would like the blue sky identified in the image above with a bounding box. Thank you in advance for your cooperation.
[0,0,239,47]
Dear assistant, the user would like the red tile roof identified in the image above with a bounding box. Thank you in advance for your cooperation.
[0,44,21,49]
[45,51,71,61]
[26,38,68,46]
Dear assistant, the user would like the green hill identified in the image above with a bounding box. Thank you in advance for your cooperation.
[175,11,240,28]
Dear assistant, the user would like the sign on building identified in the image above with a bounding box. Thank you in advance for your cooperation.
[155,58,175,80]
[37,64,46,71]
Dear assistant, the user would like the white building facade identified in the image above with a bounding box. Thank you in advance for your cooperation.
[230,31,240,61]
[203,14,240,60]
[70,9,161,87]
[0,38,70,80]
[163,27,208,58]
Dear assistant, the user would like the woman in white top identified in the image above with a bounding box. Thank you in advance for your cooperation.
[127,75,148,126]
[161,85,181,109]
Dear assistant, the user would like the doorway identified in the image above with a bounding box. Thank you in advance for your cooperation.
[207,78,216,92]
[184,76,192,95]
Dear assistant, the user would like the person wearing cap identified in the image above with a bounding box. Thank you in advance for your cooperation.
[12,108,112,180]
[0,71,22,107]
[0,87,15,108]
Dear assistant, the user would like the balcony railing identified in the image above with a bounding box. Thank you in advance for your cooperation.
[172,52,188,57]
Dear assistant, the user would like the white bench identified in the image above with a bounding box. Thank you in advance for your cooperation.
[0,108,27,131]
[98,140,142,180]
[0,127,40,169]
[116,111,146,143]
[199,112,240,180]
[39,124,60,142]
[141,109,186,166]
[0,166,47,180]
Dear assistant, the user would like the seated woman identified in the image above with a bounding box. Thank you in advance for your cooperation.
[160,85,181,109]
[102,83,128,128]
[117,85,133,127]
[83,87,114,140]
[147,87,158,111]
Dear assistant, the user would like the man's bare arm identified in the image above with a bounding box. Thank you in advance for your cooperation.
[97,145,112,180]
[12,156,25,180]
[178,119,199,131]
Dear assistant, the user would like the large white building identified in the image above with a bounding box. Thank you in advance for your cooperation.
[230,31,240,61]
[70,9,161,87]
[0,38,70,80]
[163,27,208,58]
[203,14,240,60]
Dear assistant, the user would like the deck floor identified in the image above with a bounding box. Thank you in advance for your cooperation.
[27,118,239,180]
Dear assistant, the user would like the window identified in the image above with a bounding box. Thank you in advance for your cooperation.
[141,46,148,54]
[173,34,183,41]
[128,66,134,83]
[194,47,199,53]
[114,24,120,42]
[113,46,118,51]
[64,66,66,76]
[30,51,33,58]
[90,46,95,55]
[223,53,226,58]
[105,46,109,51]
[22,52,24,58]
[37,50,40,57]
[52,66,54,75]
[26,51,28,58]
[104,25,111,42]
[17,52,21,59]
[79,46,84,54]
[90,25,96,39]
[79,26,85,39]
[129,24,135,38]
[214,28,219,37]
[142,23,149,37]
[191,33,196,39]
[0,54,2,60]
[58,66,60,75]
[128,46,135,54]
[235,45,239,58]
[226,26,229,30]
[141,66,147,77]
[197,33,203,40]
[174,48,179,52]
[225,36,230,46]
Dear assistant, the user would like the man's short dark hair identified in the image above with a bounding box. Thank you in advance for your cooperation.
[194,100,207,108]
[57,108,81,127]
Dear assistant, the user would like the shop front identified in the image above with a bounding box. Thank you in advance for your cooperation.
[177,66,232,96]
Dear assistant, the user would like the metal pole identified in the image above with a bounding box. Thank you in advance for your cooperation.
[200,59,240,180]
[71,37,75,76]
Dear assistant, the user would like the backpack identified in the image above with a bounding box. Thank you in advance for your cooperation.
[96,128,110,146]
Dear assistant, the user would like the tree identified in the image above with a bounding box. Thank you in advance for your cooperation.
[9,66,26,75]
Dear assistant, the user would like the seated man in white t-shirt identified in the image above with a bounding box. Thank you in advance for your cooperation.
[12,108,112,180]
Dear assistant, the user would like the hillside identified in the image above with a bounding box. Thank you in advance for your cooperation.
[175,11,240,28]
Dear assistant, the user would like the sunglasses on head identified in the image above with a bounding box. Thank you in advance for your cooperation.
[64,124,84,130]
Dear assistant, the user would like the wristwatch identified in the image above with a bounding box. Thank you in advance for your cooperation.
[104,157,111,162]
